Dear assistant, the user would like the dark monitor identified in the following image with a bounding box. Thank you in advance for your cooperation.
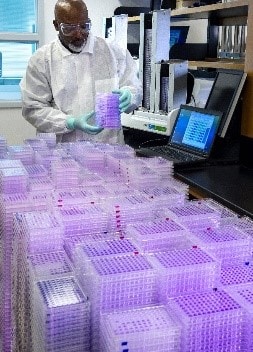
[204,70,247,138]
[170,26,189,49]
[127,22,140,57]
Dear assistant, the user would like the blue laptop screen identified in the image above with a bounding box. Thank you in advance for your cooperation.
[170,106,222,155]
[170,26,189,49]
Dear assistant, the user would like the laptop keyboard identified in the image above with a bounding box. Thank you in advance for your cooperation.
[149,146,203,163]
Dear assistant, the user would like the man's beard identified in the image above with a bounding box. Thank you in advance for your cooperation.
[68,39,87,53]
[59,34,88,53]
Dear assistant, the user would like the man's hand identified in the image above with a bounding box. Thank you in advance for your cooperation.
[66,111,103,134]
[112,89,132,113]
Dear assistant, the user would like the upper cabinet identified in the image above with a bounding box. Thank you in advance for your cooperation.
[171,0,248,23]
[171,0,249,70]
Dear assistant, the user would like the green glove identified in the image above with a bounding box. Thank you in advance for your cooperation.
[66,111,103,135]
[112,89,132,113]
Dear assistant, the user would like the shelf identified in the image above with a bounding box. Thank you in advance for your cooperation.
[188,59,245,70]
[128,2,249,25]
[171,0,249,20]
[128,1,249,18]
[128,16,140,23]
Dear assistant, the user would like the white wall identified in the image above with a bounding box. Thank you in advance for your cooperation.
[0,108,37,145]
[43,0,124,43]
[42,0,151,42]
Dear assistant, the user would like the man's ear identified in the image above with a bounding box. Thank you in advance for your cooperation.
[53,20,59,31]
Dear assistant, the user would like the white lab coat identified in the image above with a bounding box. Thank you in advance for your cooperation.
[20,33,142,143]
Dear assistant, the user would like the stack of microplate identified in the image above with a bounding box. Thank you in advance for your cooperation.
[221,262,253,288]
[14,210,64,254]
[72,142,107,173]
[51,188,95,207]
[0,133,252,351]
[0,135,7,156]
[25,164,53,193]
[28,251,90,352]
[51,158,80,189]
[7,144,34,165]
[206,198,239,226]
[75,251,158,351]
[37,132,57,149]
[64,232,116,263]
[138,184,187,209]
[188,225,252,267]
[106,193,155,232]
[1,192,48,352]
[95,92,121,129]
[148,248,218,301]
[106,152,174,187]
[73,237,139,284]
[33,277,90,352]
[126,217,190,252]
[0,166,29,194]
[225,283,253,351]
[34,149,62,171]
[163,199,221,230]
[79,172,104,188]
[24,137,48,152]
[12,210,65,351]
[166,289,245,352]
[100,305,181,352]
[57,203,109,236]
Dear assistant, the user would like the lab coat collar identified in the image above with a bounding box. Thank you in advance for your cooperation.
[57,32,95,57]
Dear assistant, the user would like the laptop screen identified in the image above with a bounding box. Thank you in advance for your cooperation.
[170,26,189,49]
[169,105,222,156]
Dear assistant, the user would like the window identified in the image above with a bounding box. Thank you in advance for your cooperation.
[0,0,43,104]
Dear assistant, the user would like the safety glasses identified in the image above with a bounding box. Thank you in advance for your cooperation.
[59,20,91,36]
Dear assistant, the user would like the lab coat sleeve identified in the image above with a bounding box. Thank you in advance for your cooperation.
[20,54,70,135]
[109,43,143,113]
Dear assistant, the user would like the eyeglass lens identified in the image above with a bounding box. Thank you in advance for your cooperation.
[60,22,91,36]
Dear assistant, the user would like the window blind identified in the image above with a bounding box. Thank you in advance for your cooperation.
[0,0,37,32]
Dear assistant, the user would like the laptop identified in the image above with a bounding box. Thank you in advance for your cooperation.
[135,105,222,169]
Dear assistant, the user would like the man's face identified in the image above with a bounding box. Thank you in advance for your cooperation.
[54,6,90,53]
